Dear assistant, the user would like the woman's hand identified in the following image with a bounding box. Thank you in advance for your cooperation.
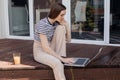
[61,57,74,64]
[60,19,69,27]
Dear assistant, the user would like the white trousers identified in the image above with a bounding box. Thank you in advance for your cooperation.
[33,25,66,80]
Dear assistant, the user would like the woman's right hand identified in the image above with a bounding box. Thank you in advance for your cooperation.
[61,57,74,64]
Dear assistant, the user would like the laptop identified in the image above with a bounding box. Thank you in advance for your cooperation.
[64,47,103,67]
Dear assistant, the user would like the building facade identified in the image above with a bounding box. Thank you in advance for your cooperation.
[0,0,120,46]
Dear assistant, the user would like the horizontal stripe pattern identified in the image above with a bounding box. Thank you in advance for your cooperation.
[34,18,58,42]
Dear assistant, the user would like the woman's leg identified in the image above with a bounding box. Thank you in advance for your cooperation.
[33,41,66,80]
[50,25,66,57]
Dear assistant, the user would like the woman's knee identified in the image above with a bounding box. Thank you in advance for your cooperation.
[56,25,66,33]
[51,59,64,69]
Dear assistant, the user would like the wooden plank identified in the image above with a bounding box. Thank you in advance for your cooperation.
[0,68,120,80]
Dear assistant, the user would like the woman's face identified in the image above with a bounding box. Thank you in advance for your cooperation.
[55,10,66,23]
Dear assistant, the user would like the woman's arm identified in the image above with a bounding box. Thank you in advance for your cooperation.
[65,22,71,43]
[61,20,71,43]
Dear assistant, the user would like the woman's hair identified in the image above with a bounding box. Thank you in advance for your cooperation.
[48,3,66,19]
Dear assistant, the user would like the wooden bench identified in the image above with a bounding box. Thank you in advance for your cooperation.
[0,39,120,80]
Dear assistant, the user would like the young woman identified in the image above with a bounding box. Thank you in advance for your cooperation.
[33,3,73,80]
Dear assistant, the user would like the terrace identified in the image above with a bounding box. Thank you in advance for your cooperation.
[0,39,120,80]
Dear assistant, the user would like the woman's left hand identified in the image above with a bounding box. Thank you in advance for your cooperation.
[60,19,69,27]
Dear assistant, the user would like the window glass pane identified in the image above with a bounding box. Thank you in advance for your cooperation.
[71,0,104,41]
[110,0,120,44]
[8,0,30,36]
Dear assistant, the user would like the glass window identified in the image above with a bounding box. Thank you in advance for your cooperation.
[71,0,104,41]
[8,0,30,36]
[110,0,120,44]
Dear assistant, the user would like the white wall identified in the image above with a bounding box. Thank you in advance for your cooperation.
[0,0,8,39]
[0,0,3,38]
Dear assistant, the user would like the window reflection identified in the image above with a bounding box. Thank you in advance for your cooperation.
[8,0,30,36]
[71,0,104,40]
[110,0,120,44]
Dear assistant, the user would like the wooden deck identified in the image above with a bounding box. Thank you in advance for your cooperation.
[0,39,120,80]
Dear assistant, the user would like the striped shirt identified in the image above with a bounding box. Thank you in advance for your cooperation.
[34,17,59,42]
